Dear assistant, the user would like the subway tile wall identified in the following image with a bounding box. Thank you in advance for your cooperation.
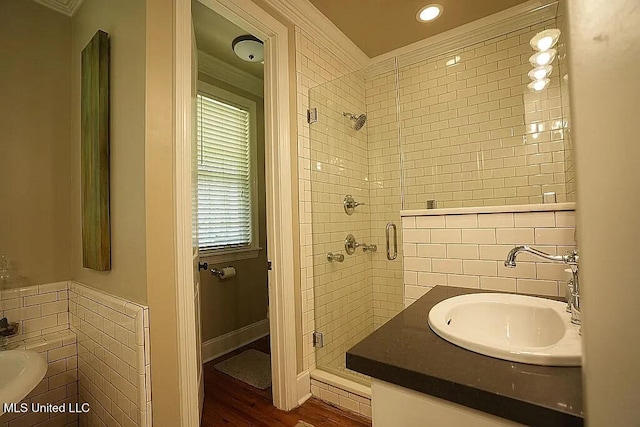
[0,282,78,427]
[311,378,371,419]
[69,282,151,427]
[557,6,575,201]
[0,281,152,427]
[365,67,404,329]
[0,281,70,343]
[397,20,571,209]
[402,209,576,306]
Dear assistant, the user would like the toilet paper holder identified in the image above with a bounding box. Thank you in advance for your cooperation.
[210,266,236,280]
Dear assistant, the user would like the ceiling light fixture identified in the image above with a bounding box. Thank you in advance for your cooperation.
[417,4,443,22]
[529,49,556,67]
[530,29,561,51]
[232,35,264,62]
[528,65,553,81]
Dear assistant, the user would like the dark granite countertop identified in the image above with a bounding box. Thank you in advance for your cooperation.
[346,286,583,427]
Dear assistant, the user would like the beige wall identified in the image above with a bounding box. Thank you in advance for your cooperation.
[144,0,182,424]
[70,0,148,304]
[0,0,72,287]
[197,72,269,342]
[568,0,640,425]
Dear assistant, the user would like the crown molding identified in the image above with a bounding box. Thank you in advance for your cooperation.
[260,0,369,71]
[33,0,84,16]
[198,51,264,98]
[370,0,558,70]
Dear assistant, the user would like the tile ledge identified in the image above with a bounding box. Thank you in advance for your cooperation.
[3,329,76,350]
[311,368,371,399]
[401,202,576,217]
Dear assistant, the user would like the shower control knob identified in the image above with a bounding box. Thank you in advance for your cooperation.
[343,195,364,215]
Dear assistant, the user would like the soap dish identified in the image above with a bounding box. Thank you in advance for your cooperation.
[0,317,19,337]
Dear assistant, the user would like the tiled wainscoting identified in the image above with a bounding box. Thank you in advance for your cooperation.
[402,207,576,306]
[0,282,78,427]
[69,282,151,427]
[310,371,372,419]
[0,282,151,427]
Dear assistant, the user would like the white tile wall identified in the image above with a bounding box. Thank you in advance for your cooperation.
[557,7,575,201]
[69,283,151,427]
[0,281,70,344]
[397,20,571,209]
[310,378,371,419]
[0,331,78,427]
[0,281,151,427]
[402,210,576,307]
[365,65,404,330]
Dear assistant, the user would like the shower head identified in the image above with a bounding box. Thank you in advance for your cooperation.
[343,112,367,131]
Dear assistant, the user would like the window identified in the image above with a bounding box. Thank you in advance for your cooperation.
[196,82,258,259]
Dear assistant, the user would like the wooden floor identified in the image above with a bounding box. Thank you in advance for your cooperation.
[201,336,371,427]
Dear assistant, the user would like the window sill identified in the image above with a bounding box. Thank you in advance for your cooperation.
[200,247,262,264]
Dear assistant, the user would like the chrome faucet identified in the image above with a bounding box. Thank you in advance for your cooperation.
[504,246,581,325]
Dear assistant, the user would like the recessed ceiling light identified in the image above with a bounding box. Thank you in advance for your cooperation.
[530,29,561,51]
[417,4,443,22]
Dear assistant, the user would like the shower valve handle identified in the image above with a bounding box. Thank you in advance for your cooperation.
[344,195,364,215]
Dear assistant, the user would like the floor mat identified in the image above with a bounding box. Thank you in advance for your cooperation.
[214,349,272,389]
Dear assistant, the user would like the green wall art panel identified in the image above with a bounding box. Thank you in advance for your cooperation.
[81,30,111,271]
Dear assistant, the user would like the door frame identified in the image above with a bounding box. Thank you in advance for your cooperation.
[174,0,298,422]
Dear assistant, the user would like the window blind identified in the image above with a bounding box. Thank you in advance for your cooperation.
[196,93,253,250]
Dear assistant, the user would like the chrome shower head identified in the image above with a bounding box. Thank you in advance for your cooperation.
[343,112,367,130]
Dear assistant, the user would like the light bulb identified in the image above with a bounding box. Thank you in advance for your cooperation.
[529,49,556,67]
[528,66,553,81]
[527,79,550,91]
[417,4,443,22]
[530,29,561,51]
[446,56,461,66]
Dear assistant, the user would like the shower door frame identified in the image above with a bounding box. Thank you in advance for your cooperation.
[174,0,299,423]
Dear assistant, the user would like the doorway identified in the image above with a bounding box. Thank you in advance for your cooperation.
[174,0,298,423]
[192,0,273,413]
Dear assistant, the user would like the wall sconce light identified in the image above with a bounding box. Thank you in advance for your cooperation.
[527,78,550,92]
[529,49,557,67]
[528,65,553,81]
[530,29,561,51]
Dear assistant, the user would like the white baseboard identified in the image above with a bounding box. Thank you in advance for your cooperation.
[297,370,311,406]
[202,319,270,363]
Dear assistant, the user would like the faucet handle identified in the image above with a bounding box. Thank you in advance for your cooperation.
[565,279,575,313]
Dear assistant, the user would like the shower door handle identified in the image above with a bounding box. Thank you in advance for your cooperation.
[386,222,397,261]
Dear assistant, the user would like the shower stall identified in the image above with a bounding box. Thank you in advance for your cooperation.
[308,2,572,387]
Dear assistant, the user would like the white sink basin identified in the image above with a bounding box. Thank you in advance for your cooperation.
[428,293,582,366]
[0,350,48,414]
